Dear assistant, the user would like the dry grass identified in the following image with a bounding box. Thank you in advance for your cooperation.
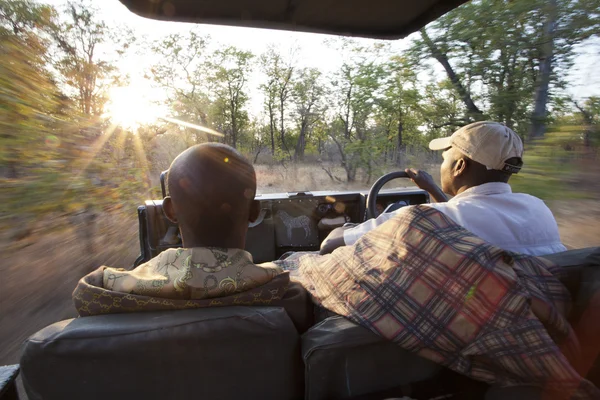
[254,163,439,194]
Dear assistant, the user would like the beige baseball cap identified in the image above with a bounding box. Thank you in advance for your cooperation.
[429,121,524,173]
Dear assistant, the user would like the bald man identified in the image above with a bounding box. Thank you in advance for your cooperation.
[71,144,313,331]
[163,143,260,250]
[95,144,283,300]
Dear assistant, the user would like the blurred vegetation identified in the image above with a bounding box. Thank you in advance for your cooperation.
[0,0,599,238]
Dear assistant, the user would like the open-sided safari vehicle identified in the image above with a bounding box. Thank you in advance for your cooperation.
[5,1,600,400]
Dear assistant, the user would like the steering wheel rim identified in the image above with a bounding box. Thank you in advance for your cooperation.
[366,171,411,220]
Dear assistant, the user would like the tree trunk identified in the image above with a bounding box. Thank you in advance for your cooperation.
[268,105,275,155]
[5,160,18,179]
[397,117,404,164]
[365,160,373,185]
[573,100,593,148]
[279,100,290,157]
[231,104,238,149]
[330,134,355,182]
[294,120,307,162]
[254,146,262,163]
[420,29,484,120]
[529,0,557,139]
[346,165,356,182]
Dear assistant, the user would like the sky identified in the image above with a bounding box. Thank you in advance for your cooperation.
[43,0,600,123]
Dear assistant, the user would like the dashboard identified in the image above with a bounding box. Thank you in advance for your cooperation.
[135,188,429,266]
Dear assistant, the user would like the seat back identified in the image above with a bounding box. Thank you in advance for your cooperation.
[21,307,304,400]
[543,247,600,323]
[301,316,441,400]
[543,247,600,386]
[302,247,600,400]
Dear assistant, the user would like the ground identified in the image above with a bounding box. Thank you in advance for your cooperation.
[1,164,598,398]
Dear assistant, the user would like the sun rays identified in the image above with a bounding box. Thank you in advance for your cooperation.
[104,85,161,131]
[64,84,227,201]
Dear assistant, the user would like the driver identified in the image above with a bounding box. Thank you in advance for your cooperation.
[320,121,566,256]
[72,143,312,331]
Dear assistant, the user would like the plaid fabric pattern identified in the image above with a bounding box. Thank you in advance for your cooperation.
[279,206,599,399]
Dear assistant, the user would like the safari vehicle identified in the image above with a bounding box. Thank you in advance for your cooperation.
[3,0,600,399]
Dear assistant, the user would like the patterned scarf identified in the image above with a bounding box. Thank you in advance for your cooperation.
[102,247,281,300]
[72,248,313,328]
[278,206,598,399]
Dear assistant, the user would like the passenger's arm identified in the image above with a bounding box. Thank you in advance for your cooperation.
[405,168,448,203]
[319,226,349,255]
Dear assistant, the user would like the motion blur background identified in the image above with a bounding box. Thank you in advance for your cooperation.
[1,0,599,389]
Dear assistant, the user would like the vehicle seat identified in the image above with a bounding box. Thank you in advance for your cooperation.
[301,247,600,400]
[20,307,304,400]
[301,316,441,400]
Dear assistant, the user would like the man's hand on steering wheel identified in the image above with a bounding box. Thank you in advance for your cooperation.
[321,169,448,255]
[405,168,448,203]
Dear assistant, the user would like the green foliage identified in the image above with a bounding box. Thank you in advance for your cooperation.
[1,0,599,229]
[412,0,600,136]
[207,46,254,148]
[51,0,127,117]
[151,31,212,132]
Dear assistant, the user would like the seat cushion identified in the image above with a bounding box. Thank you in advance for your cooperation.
[21,307,303,400]
[301,316,441,400]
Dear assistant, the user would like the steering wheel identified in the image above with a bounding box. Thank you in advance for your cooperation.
[366,171,413,220]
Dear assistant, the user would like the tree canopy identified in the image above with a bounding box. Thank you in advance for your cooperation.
[1,0,599,225]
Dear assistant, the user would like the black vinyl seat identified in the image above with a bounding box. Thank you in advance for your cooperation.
[20,307,304,400]
[301,316,441,400]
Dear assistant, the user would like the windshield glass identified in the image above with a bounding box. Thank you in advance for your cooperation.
[1,0,600,385]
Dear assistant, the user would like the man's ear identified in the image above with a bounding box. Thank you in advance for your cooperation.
[453,157,468,177]
[163,196,178,224]
[248,200,260,223]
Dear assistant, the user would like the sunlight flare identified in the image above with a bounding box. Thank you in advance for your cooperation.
[104,85,161,129]
[160,117,225,138]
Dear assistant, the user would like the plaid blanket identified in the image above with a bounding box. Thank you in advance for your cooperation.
[279,206,599,399]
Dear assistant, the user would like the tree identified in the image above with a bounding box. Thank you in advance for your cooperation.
[291,68,326,161]
[377,56,422,164]
[417,28,484,120]
[329,49,385,182]
[207,46,253,148]
[259,50,279,155]
[572,97,600,148]
[529,0,558,139]
[259,47,296,159]
[0,0,60,180]
[51,0,125,117]
[414,0,600,139]
[530,0,600,138]
[150,31,212,144]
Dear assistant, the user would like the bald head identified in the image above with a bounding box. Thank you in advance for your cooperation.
[163,143,259,249]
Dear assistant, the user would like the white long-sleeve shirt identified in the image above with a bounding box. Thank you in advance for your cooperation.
[344,182,566,256]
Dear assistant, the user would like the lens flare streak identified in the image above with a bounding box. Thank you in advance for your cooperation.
[159,117,225,138]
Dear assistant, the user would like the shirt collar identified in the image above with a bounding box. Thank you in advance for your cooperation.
[450,182,512,201]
